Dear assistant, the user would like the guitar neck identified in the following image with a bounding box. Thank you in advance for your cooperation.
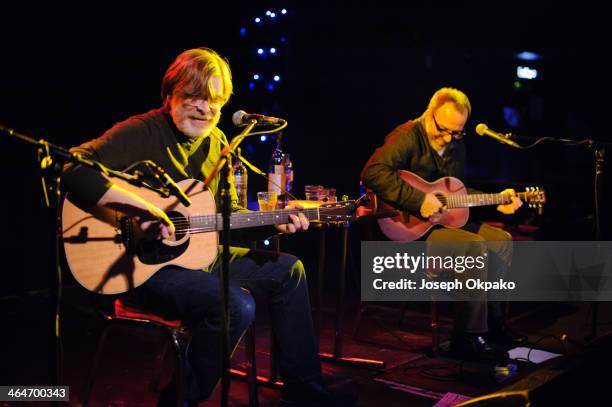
[187,207,322,234]
[444,191,527,209]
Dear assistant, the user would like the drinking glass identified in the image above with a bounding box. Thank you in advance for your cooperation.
[257,192,278,211]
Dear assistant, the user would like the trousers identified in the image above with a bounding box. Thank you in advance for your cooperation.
[427,223,513,333]
[127,246,321,401]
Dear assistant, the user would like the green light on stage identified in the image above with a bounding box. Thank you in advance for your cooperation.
[513,81,522,89]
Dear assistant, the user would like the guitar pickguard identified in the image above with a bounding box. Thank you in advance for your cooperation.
[137,238,190,265]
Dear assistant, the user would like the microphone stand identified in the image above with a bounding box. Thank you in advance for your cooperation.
[2,124,190,404]
[202,120,257,407]
[505,132,610,340]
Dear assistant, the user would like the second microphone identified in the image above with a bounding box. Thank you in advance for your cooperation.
[232,110,286,127]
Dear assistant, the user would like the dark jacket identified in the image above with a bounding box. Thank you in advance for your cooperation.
[361,117,467,213]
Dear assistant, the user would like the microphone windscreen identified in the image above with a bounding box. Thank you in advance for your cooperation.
[232,110,247,126]
[475,123,488,136]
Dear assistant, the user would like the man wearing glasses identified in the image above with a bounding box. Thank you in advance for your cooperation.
[361,87,525,364]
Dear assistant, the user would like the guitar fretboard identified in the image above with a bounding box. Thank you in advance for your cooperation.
[185,207,322,233]
[441,192,527,209]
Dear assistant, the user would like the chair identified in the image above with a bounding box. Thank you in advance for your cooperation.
[81,298,259,407]
[351,212,444,355]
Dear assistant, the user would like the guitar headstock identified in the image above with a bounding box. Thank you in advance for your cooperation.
[318,200,357,222]
[523,187,546,210]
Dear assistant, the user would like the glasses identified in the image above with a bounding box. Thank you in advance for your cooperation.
[432,115,466,140]
[175,90,226,110]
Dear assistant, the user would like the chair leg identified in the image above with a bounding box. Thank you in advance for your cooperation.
[168,330,185,407]
[431,301,440,355]
[81,324,112,406]
[245,324,259,407]
[268,329,279,384]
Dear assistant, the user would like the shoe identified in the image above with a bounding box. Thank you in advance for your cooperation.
[450,333,509,365]
[280,379,357,407]
[488,321,528,348]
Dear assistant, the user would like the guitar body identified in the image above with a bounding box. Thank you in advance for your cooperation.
[376,171,469,241]
[62,177,218,294]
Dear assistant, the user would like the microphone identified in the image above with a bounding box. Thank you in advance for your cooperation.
[475,123,520,148]
[232,110,285,127]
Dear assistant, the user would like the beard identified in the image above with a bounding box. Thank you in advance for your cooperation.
[178,115,219,138]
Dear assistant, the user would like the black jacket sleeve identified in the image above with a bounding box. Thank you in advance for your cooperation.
[361,123,426,213]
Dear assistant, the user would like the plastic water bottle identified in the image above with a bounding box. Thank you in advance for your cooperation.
[233,147,248,208]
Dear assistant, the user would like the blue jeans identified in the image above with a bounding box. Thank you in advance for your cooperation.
[127,247,321,401]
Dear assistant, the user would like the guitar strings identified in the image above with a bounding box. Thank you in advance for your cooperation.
[163,206,350,234]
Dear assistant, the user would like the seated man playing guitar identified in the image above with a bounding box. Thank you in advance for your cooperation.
[62,48,354,407]
[361,87,527,364]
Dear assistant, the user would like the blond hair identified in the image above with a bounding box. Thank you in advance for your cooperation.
[161,47,233,107]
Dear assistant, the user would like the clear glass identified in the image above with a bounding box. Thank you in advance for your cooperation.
[257,192,278,211]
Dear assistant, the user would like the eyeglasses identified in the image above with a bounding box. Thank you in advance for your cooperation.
[175,90,226,109]
[432,115,466,140]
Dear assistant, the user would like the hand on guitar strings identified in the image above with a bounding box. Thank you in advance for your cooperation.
[137,202,176,240]
[274,203,310,234]
[496,188,523,215]
[420,193,444,218]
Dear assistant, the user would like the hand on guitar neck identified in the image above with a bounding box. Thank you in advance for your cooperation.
[273,203,310,234]
[496,188,523,215]
[420,188,523,219]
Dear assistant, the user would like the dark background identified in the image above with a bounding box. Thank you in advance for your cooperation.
[1,3,610,296]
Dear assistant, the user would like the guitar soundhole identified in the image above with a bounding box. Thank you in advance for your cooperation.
[167,211,187,240]
[136,211,189,265]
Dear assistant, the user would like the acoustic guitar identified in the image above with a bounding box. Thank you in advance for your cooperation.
[369,171,545,241]
[62,177,356,294]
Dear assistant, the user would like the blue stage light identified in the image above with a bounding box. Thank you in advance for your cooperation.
[253,74,260,80]
[257,48,264,55]
[515,51,542,61]
[281,9,287,14]
[260,135,267,142]
[240,27,246,36]
[270,47,277,54]
[248,82,255,90]
[273,75,280,82]
[255,17,261,23]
